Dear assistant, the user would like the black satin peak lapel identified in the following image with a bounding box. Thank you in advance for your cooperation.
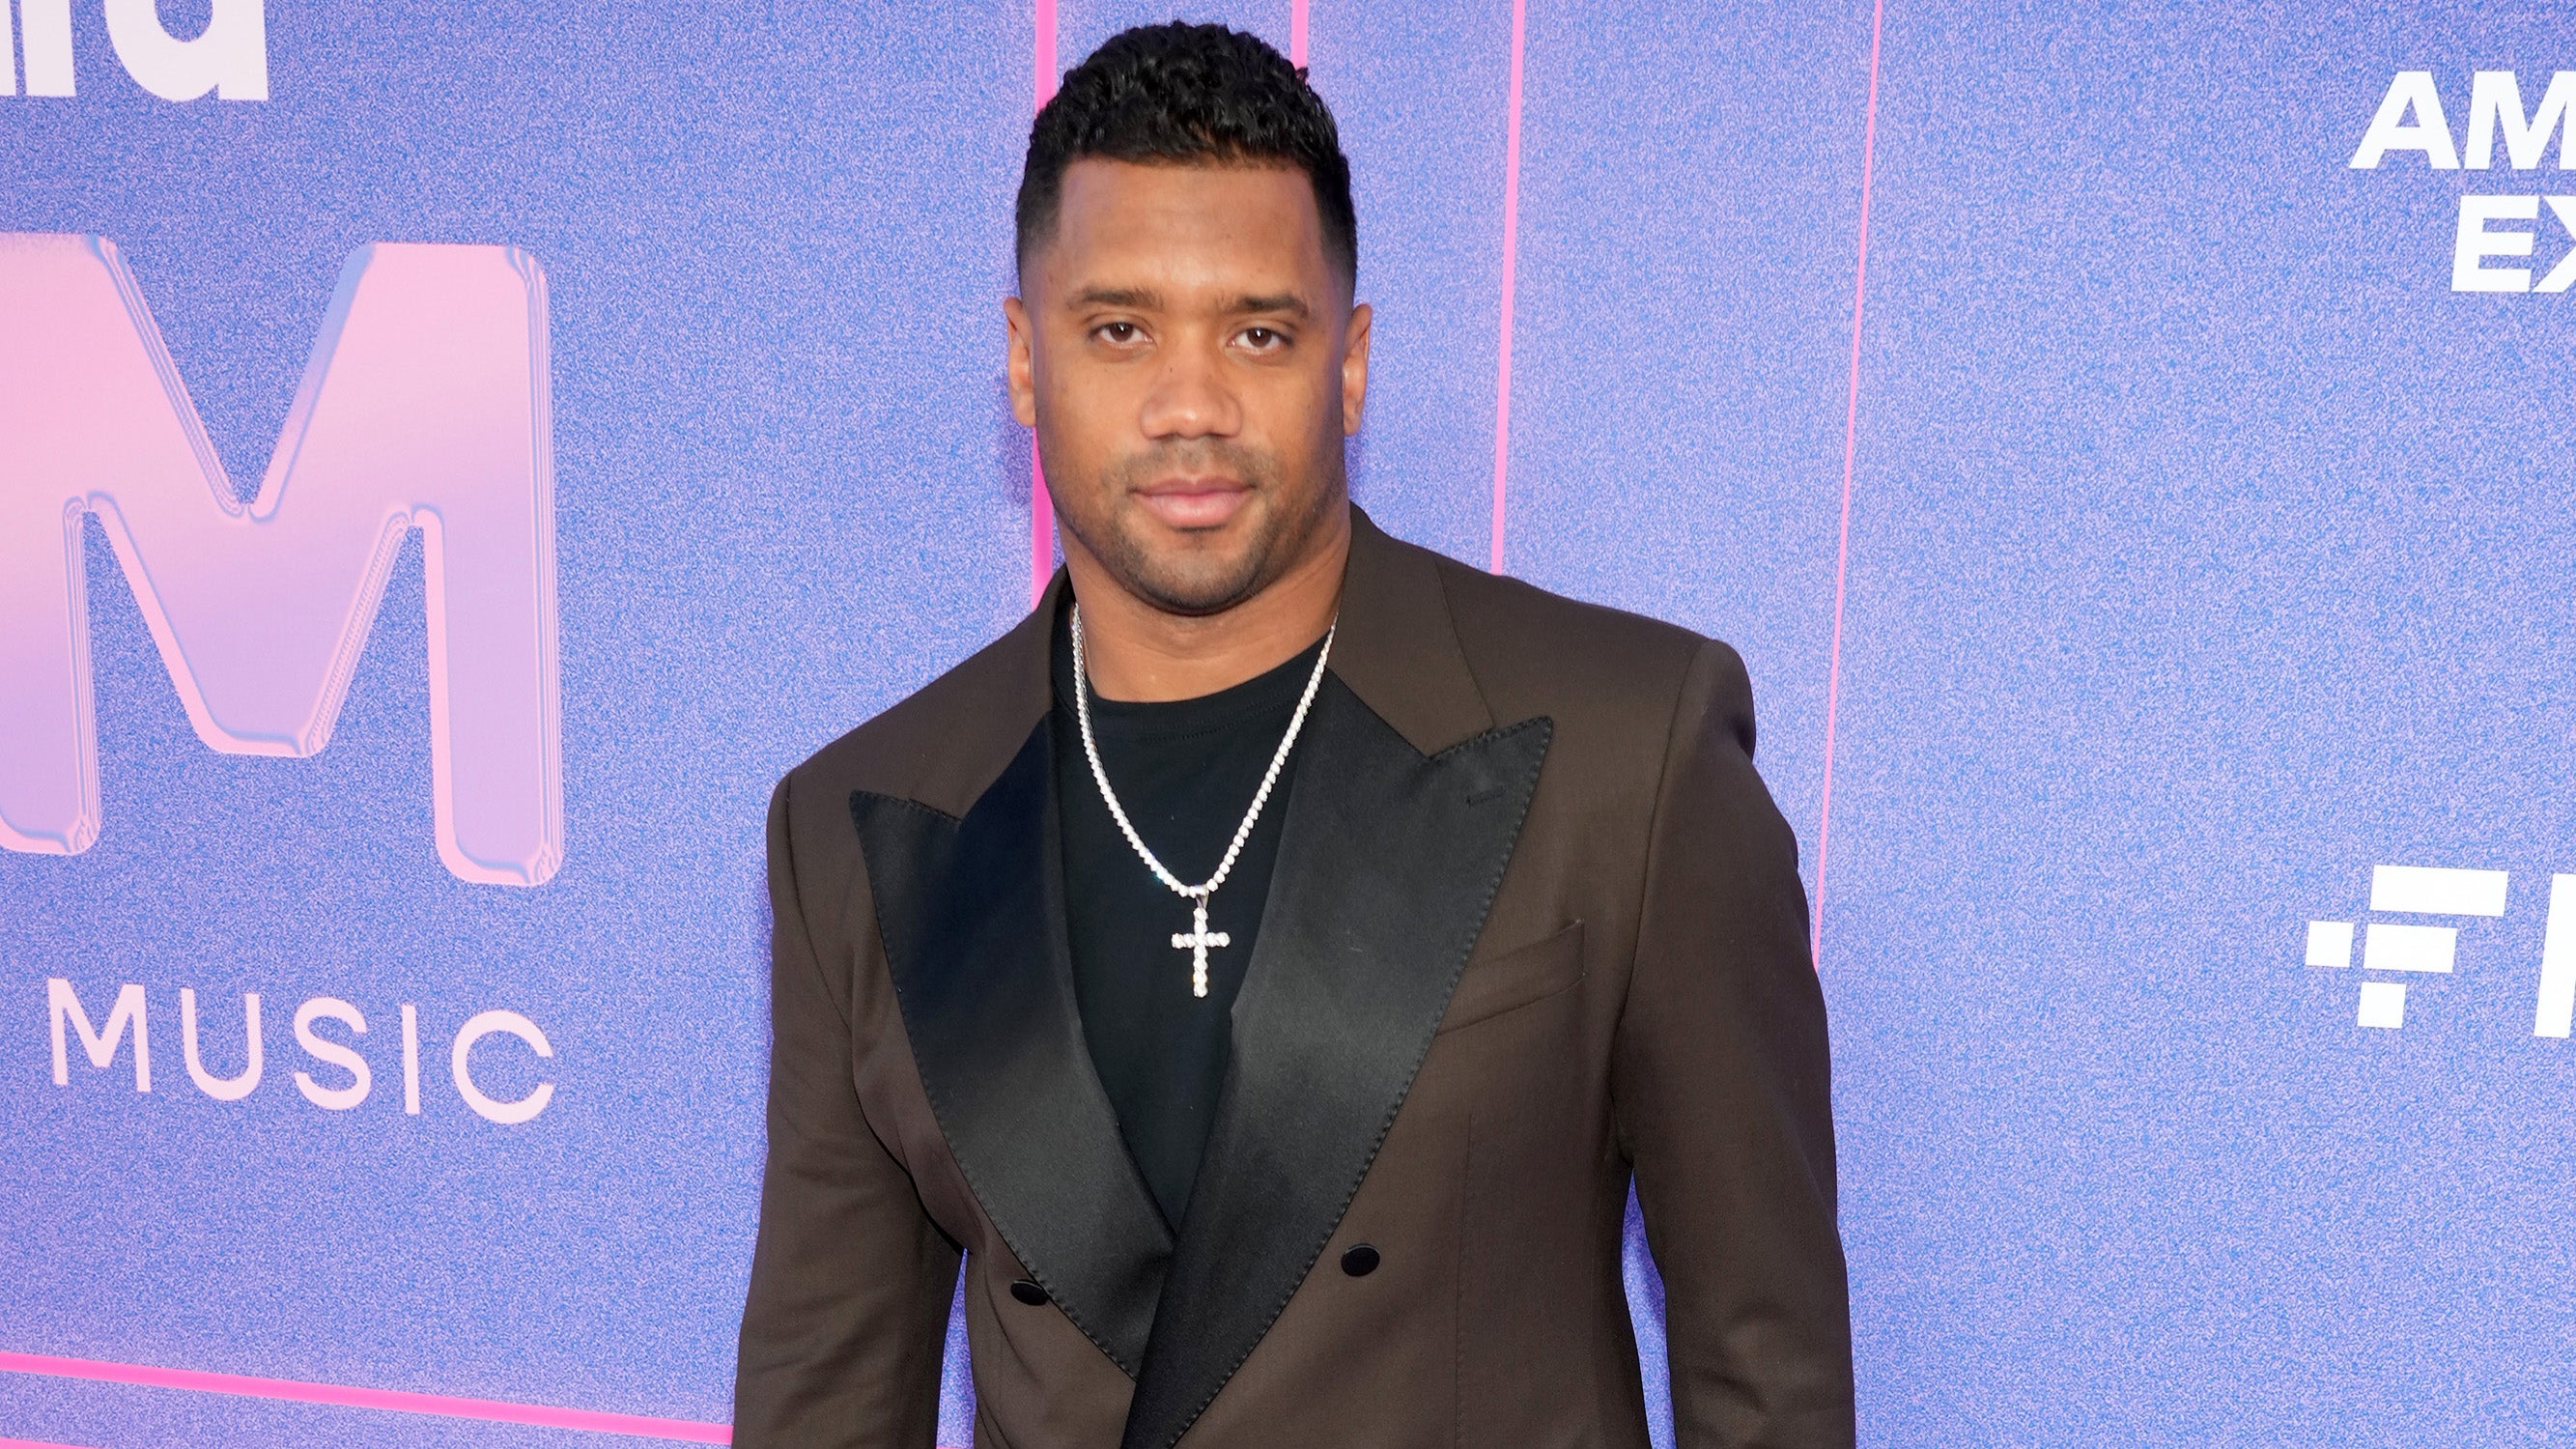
[850,722,1173,1376]
[1118,677,1554,1449]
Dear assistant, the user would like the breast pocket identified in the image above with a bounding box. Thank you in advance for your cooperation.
[1435,920,1585,1036]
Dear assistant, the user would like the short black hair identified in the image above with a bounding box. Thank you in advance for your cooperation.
[1016,22,1357,286]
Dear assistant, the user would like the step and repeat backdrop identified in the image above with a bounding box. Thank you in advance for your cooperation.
[4,1,2571,1445]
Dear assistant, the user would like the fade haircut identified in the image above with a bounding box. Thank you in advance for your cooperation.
[1016,22,1358,288]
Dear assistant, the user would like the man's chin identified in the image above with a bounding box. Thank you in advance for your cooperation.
[1118,555,1271,616]
[1067,482,1337,616]
[1086,509,1270,614]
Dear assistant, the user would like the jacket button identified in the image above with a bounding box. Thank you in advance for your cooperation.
[1009,1278,1048,1306]
[1340,1244,1380,1277]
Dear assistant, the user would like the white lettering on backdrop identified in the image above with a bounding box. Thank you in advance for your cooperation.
[44,978,557,1124]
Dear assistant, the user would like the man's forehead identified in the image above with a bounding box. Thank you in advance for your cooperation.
[1046,158,1324,277]
[1059,155,1316,206]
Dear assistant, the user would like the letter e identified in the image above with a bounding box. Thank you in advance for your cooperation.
[2454,195,2539,292]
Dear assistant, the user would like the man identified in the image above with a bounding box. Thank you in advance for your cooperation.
[736,22,1852,1448]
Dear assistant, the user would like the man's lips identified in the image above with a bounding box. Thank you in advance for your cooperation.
[1134,478,1252,529]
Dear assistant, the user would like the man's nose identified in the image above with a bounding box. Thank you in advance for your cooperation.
[1138,338,1242,440]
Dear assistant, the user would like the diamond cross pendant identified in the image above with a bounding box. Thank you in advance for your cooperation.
[1171,897,1231,999]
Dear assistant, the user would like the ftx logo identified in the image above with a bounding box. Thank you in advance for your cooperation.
[2306,865,2576,1034]
[3,0,267,100]
[0,236,562,886]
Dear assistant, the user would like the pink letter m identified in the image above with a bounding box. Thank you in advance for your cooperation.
[0,237,561,886]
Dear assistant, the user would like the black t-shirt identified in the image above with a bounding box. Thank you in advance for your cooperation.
[1050,611,1326,1232]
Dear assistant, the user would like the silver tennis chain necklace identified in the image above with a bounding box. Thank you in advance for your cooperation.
[1069,605,1336,998]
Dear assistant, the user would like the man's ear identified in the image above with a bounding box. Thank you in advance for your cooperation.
[1005,295,1038,428]
[1341,300,1373,437]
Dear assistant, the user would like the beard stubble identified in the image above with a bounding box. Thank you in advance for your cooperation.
[1056,437,1344,617]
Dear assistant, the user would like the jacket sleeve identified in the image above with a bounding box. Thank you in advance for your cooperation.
[734,775,962,1445]
[1611,639,1854,1448]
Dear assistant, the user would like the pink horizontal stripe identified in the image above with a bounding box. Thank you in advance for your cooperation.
[0,1351,730,1443]
[0,1435,104,1448]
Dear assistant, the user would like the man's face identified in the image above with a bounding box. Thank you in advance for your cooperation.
[1007,158,1369,616]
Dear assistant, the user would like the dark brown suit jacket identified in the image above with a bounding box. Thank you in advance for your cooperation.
[735,510,1853,1448]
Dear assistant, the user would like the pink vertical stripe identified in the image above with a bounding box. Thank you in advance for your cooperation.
[1487,0,1527,575]
[1810,0,1887,970]
[1029,0,1061,607]
[0,1350,730,1442]
[1290,0,1310,67]
[1030,456,1054,612]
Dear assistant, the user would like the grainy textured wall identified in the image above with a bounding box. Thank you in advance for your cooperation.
[3,2,2570,1445]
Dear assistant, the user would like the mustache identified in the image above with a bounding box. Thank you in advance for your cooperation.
[1101,439,1281,492]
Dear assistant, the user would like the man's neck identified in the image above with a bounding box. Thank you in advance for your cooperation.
[1065,508,1350,703]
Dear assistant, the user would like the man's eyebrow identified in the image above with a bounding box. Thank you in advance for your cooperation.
[1230,293,1311,319]
[1066,286,1164,309]
[1063,287,1312,319]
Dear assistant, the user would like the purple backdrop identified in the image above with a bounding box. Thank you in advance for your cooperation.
[6,2,2573,1445]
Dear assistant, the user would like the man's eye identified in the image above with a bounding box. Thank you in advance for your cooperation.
[1242,327,1282,349]
[1098,322,1140,344]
